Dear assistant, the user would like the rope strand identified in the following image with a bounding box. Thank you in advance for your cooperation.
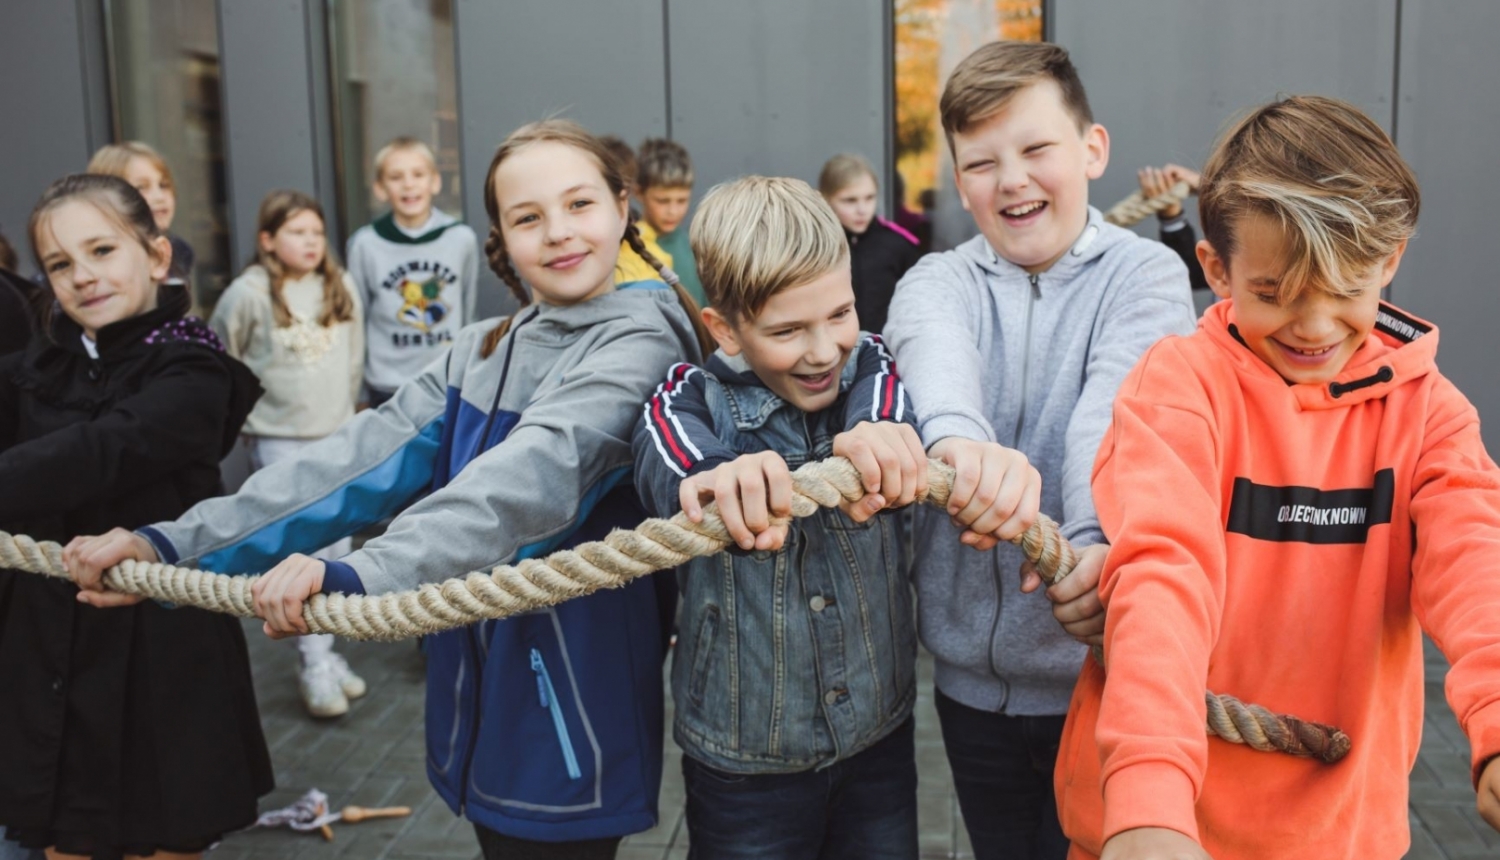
[0,455,1348,762]
[1103,180,1192,227]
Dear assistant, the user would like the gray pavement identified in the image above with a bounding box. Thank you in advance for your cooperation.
[209,627,1491,859]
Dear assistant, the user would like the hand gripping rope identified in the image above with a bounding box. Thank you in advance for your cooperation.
[0,456,1349,763]
[1104,180,1192,228]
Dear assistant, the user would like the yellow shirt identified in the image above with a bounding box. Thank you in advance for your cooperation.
[614,224,673,284]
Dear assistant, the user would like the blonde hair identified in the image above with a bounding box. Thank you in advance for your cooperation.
[940,41,1093,153]
[1199,95,1420,303]
[691,176,849,322]
[252,190,354,328]
[637,138,693,191]
[87,141,177,191]
[818,153,878,199]
[478,119,713,358]
[372,137,438,181]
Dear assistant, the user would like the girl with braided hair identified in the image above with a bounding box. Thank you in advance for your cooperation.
[0,174,269,859]
[67,119,712,859]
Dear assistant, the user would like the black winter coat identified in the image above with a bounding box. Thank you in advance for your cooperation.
[848,218,923,336]
[0,268,39,357]
[0,289,273,856]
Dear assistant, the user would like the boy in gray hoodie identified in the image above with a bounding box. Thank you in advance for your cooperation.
[883,41,1196,860]
[346,137,479,406]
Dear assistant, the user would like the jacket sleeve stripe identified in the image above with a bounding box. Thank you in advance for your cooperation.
[198,418,444,574]
[644,363,706,478]
[864,334,901,423]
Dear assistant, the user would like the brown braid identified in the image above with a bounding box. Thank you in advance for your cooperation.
[480,222,532,358]
[624,218,714,358]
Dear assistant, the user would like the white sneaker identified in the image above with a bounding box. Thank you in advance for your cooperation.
[299,658,350,718]
[327,652,368,700]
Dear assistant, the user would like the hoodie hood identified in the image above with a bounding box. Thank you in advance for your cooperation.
[1203,299,1439,411]
[527,279,700,352]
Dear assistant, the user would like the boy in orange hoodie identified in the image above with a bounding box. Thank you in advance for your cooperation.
[1055,94,1500,860]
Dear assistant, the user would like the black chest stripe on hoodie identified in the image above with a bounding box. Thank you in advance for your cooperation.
[1226,469,1395,544]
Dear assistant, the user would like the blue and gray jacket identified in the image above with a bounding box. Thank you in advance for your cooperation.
[632,334,919,773]
[139,282,701,841]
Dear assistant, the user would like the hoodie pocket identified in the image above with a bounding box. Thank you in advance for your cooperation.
[531,647,582,781]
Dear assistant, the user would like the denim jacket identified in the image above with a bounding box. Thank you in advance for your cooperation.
[633,334,918,773]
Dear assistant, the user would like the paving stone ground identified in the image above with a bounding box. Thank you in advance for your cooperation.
[207,629,1489,859]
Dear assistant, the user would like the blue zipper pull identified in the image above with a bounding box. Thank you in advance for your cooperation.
[530,649,549,708]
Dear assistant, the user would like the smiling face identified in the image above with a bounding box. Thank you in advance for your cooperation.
[494,140,629,306]
[260,208,328,279]
[1201,213,1406,384]
[375,148,441,229]
[703,265,859,413]
[37,200,169,339]
[827,173,878,235]
[951,79,1107,274]
[641,185,691,234]
[124,156,176,232]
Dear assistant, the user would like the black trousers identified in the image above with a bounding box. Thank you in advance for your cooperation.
[934,689,1069,860]
[474,825,621,860]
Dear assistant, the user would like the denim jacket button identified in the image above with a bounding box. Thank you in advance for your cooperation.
[823,689,842,706]
[809,595,827,612]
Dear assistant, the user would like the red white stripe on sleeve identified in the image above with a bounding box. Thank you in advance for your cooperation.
[864,334,906,423]
[643,362,708,478]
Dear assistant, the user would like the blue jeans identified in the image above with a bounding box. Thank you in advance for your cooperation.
[682,717,917,860]
[934,690,1068,860]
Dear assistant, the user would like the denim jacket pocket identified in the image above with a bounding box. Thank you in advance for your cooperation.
[687,604,720,708]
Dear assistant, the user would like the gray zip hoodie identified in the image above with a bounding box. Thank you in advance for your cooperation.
[883,207,1196,715]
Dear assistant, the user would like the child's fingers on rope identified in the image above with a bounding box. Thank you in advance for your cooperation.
[833,421,928,509]
[75,588,148,608]
[63,527,157,593]
[703,452,791,550]
[1163,163,1202,192]
[678,472,714,523]
[1047,544,1107,645]
[251,554,325,638]
[929,438,1036,541]
[839,492,887,525]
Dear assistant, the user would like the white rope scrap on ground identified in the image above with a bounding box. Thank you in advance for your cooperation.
[0,455,1349,762]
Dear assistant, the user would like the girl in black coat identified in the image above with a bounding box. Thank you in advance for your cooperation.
[0,175,270,860]
[819,154,923,336]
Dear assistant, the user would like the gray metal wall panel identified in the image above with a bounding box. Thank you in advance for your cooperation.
[217,0,321,270]
[0,3,95,273]
[667,0,888,209]
[1394,0,1500,450]
[1051,0,1397,239]
[304,0,341,242]
[453,0,669,318]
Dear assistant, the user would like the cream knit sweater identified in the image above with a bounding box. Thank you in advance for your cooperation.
[210,265,364,438]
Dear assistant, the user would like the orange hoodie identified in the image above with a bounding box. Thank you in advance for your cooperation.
[1056,300,1500,860]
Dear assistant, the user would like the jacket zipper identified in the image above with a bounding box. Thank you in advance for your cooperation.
[454,315,541,814]
[1012,273,1041,445]
[456,627,485,815]
[531,648,583,780]
[988,273,1040,713]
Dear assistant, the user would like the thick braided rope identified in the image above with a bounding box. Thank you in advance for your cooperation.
[0,456,1347,762]
[1103,180,1191,228]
